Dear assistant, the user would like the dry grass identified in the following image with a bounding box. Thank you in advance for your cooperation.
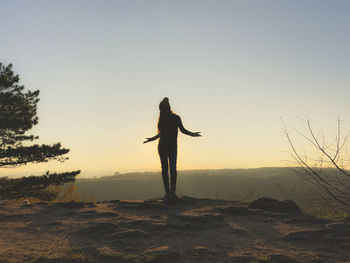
[302,205,350,220]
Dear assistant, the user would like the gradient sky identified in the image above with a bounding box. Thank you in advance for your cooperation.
[1,0,350,177]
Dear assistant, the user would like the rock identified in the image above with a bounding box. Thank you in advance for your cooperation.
[30,255,85,263]
[144,246,180,262]
[232,228,248,236]
[45,221,62,227]
[130,220,166,231]
[167,222,203,231]
[283,216,330,225]
[113,229,149,239]
[268,253,298,263]
[107,200,120,203]
[150,214,162,219]
[76,221,119,235]
[282,229,318,241]
[143,200,167,209]
[282,224,350,243]
[215,205,253,215]
[229,255,257,262]
[80,210,97,217]
[80,246,122,263]
[176,212,224,223]
[179,196,197,203]
[52,202,87,209]
[327,222,350,232]
[118,200,165,210]
[262,217,274,222]
[78,210,119,219]
[36,202,49,206]
[311,258,329,263]
[0,214,25,222]
[194,246,218,255]
[249,198,301,213]
[96,211,119,217]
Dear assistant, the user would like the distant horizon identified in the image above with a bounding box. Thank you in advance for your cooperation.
[0,165,331,179]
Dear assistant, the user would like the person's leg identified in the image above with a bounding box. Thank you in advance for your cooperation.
[169,148,178,197]
[158,148,170,197]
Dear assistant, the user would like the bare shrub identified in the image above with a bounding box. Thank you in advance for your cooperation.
[281,117,350,211]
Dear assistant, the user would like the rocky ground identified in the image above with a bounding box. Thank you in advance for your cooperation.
[0,196,349,263]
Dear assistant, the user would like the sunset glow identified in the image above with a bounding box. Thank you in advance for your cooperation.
[1,0,350,177]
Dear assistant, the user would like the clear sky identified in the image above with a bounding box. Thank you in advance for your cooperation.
[1,0,350,177]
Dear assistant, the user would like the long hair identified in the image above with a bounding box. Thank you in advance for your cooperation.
[158,98,173,133]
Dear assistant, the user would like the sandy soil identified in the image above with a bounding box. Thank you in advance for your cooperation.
[0,196,349,263]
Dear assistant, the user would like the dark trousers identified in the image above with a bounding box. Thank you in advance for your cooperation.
[158,146,177,195]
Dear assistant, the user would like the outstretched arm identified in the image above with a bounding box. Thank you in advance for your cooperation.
[143,133,160,144]
[178,116,201,137]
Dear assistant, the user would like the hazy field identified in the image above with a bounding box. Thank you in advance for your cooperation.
[76,167,337,209]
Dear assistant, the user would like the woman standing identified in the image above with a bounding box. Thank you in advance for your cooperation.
[144,98,201,201]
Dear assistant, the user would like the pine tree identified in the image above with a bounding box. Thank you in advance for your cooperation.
[0,63,80,200]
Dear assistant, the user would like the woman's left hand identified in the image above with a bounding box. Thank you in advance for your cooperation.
[143,138,152,144]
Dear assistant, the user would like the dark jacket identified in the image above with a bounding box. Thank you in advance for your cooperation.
[158,113,192,151]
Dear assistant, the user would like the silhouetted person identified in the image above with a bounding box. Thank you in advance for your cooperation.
[144,97,201,201]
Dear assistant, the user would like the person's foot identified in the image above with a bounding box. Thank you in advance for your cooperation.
[163,193,171,201]
[170,192,180,200]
